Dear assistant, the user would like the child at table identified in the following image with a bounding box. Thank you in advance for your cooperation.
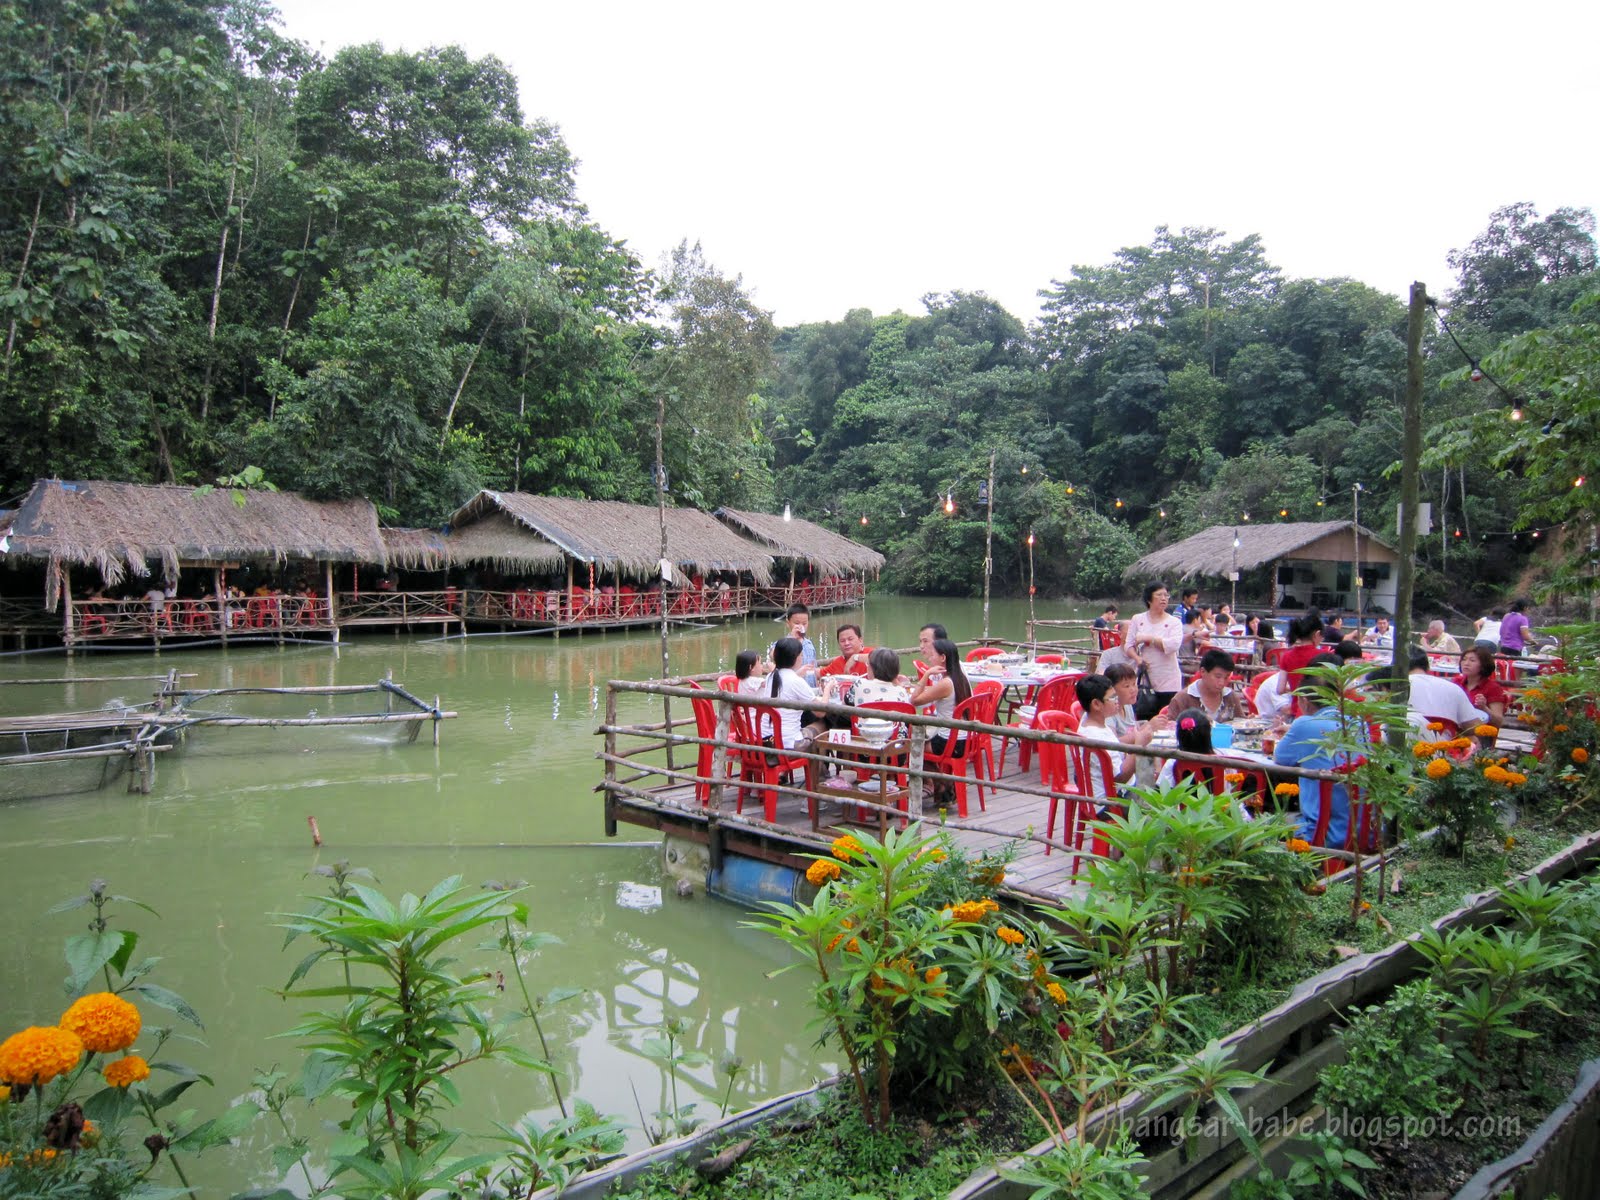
[1074,674,1135,800]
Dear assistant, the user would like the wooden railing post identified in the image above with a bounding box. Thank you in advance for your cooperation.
[906,722,926,821]
[603,685,619,836]
[710,694,735,809]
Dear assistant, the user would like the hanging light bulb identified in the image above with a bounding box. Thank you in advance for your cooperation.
[1576,476,1586,488]
[1158,508,1167,518]
[782,503,792,522]
[1533,529,1542,538]
[1316,499,1324,508]
[1020,464,1028,475]
[1232,534,1241,549]
[944,491,955,514]
[1026,529,1035,546]
[898,505,906,518]
[1510,405,1524,421]
[1065,484,1074,495]
[859,513,868,527]
[1454,528,1463,538]
[1243,512,1251,521]
[1279,508,1288,518]
[1470,366,1485,383]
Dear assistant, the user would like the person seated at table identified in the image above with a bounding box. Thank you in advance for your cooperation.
[1453,645,1507,729]
[1074,673,1136,799]
[907,637,971,758]
[144,584,170,614]
[853,648,911,707]
[1096,621,1134,672]
[1178,606,1208,659]
[1404,647,1488,734]
[1274,611,1327,708]
[734,649,768,698]
[1166,648,1245,724]
[1092,604,1119,630]
[1247,613,1276,650]
[1156,709,1216,790]
[767,638,826,751]
[820,623,873,677]
[1252,667,1292,721]
[1361,617,1394,648]
[1215,603,1235,633]
[915,623,949,673]
[1274,655,1368,848]
[1104,662,1169,747]
[1420,619,1461,656]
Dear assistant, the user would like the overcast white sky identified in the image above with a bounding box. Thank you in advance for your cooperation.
[270,0,1598,328]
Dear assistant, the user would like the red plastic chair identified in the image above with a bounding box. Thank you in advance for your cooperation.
[851,700,916,798]
[1244,672,1272,716]
[1036,653,1065,665]
[925,695,992,817]
[1493,656,1518,683]
[1096,629,1121,652]
[966,647,1004,663]
[1068,742,1122,873]
[685,682,726,806]
[716,673,738,692]
[1034,710,1086,857]
[999,674,1082,776]
[731,704,810,824]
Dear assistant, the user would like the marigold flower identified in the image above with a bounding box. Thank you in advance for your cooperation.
[1426,758,1452,780]
[1224,771,1245,786]
[1286,838,1313,854]
[1525,688,1543,701]
[996,925,1025,946]
[1274,782,1300,797]
[1474,725,1500,739]
[0,1027,83,1085]
[1505,836,1517,850]
[1554,724,1570,733]
[1483,765,1509,783]
[60,992,142,1054]
[1573,748,1590,765]
[831,834,863,861]
[1449,737,1474,751]
[104,1054,150,1089]
[1412,742,1435,758]
[917,846,947,862]
[805,859,841,886]
[1046,982,1068,1004]
[0,1085,8,1103]
[824,933,845,953]
[1426,720,1445,731]
[844,938,860,953]
[979,898,1000,914]
[924,966,943,983]
[949,900,989,922]
[1505,771,1528,786]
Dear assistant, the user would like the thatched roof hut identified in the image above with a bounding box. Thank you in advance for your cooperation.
[1125,521,1398,582]
[440,512,564,574]
[0,479,386,605]
[713,508,884,576]
[379,527,449,573]
[449,491,773,583]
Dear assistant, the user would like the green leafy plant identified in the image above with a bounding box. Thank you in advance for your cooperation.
[1317,979,1461,1132]
[1409,736,1521,857]
[487,1101,627,1198]
[1229,1131,1377,1199]
[0,881,246,1197]
[636,1014,709,1143]
[277,875,552,1199]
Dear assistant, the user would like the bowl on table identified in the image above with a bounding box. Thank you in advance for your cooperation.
[858,717,896,747]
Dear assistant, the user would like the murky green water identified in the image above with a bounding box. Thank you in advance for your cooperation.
[0,595,1091,1193]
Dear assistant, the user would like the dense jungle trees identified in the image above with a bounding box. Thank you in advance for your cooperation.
[1,2,1593,600]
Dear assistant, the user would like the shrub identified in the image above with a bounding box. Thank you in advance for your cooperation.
[1317,980,1461,1132]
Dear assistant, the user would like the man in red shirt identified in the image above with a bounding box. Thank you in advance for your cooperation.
[820,623,873,677]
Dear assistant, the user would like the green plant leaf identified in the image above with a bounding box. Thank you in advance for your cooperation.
[128,982,205,1029]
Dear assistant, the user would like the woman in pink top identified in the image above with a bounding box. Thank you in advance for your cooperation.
[1124,581,1184,714]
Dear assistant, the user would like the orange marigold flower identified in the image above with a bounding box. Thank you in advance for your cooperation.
[825,933,845,953]
[1573,748,1590,765]
[996,925,1026,946]
[1554,724,1570,733]
[844,938,860,954]
[0,1026,83,1086]
[60,992,141,1054]
[1224,771,1246,786]
[1046,982,1068,1004]
[1360,901,1372,911]
[1449,737,1474,751]
[1505,771,1528,786]
[1505,836,1517,850]
[1275,782,1301,797]
[805,859,842,886]
[1474,725,1500,739]
[1426,758,1452,780]
[949,900,989,922]
[1412,742,1435,758]
[1286,838,1313,854]
[1426,721,1446,732]
[1525,688,1543,701]
[979,898,1000,914]
[103,1054,150,1089]
[917,846,947,862]
[831,834,863,861]
[924,966,943,983]
[0,1085,9,1103]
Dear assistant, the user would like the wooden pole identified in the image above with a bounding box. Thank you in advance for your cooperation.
[61,564,73,651]
[656,390,674,772]
[432,694,441,747]
[215,567,228,645]
[982,448,995,640]
[1388,282,1428,742]
[325,560,339,642]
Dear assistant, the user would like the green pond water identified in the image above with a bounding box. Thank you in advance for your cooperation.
[0,594,1092,1194]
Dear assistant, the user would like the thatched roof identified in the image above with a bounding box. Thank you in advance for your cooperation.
[714,507,885,576]
[439,511,564,574]
[1125,521,1399,582]
[450,491,774,583]
[380,527,449,573]
[1,479,386,604]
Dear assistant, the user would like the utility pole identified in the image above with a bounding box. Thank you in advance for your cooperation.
[981,448,996,641]
[655,393,673,768]
[1389,281,1428,737]
[1351,483,1363,629]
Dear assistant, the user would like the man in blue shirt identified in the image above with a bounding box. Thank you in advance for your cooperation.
[1273,653,1366,847]
[1174,588,1198,625]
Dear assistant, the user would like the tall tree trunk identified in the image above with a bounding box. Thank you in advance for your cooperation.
[3,191,43,372]
[200,159,238,424]
[439,321,494,448]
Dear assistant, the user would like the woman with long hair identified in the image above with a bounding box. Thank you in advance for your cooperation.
[768,637,825,750]
[908,636,972,757]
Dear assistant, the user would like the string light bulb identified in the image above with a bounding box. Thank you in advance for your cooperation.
[944,491,955,514]
[782,503,792,522]
[1114,498,1124,509]
[1577,476,1586,488]
[1243,513,1251,521]
[1279,508,1288,517]
[1454,528,1463,538]
[1065,484,1074,495]
[1158,508,1167,518]
[1510,404,1524,421]
[1026,529,1035,546]
[859,514,868,527]
[1020,464,1028,475]
[1316,499,1324,507]
[1470,366,1485,383]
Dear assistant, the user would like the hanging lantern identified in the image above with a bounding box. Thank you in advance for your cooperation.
[782,503,792,522]
[978,480,990,504]
[859,514,868,527]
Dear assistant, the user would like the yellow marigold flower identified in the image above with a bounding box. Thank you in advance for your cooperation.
[1360,901,1372,912]
[1224,771,1245,786]
[0,1026,83,1086]
[996,926,1025,946]
[831,834,863,861]
[1505,771,1528,786]
[1286,838,1312,854]
[1475,725,1500,739]
[1449,737,1474,751]
[845,938,860,954]
[1573,748,1590,765]
[60,992,142,1054]
[949,900,988,922]
[1275,782,1300,797]
[924,966,943,983]
[1426,721,1446,732]
[1046,982,1068,1005]
[1412,742,1435,758]
[103,1054,150,1089]
[825,933,845,953]
[1525,688,1543,701]
[979,898,1000,913]
[917,846,947,862]
[805,859,841,886]
[1554,724,1570,733]
[1505,836,1517,850]
[1426,758,1452,780]
[840,917,854,929]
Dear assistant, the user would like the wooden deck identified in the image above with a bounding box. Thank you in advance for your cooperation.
[606,751,1093,901]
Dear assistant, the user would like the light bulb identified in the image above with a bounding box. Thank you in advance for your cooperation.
[1026,530,1035,546]
[1576,476,1586,488]
[782,503,791,521]
[944,492,954,514]
[1279,508,1288,517]
[1065,484,1074,495]
[1510,406,1524,421]
[1316,499,1324,507]
[1243,513,1251,521]
[860,514,868,526]
[1020,464,1028,474]
[1158,509,1167,518]
[1114,498,1123,509]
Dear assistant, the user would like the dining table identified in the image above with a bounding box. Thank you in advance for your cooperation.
[805,730,912,832]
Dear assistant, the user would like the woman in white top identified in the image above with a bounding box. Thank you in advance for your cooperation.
[1124,582,1183,712]
[767,638,824,750]
[853,647,911,707]
[907,637,971,756]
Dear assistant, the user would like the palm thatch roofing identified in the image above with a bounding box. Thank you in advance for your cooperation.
[1125,521,1399,582]
[440,512,564,574]
[450,491,774,583]
[380,527,449,573]
[1,479,386,605]
[713,507,884,576]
